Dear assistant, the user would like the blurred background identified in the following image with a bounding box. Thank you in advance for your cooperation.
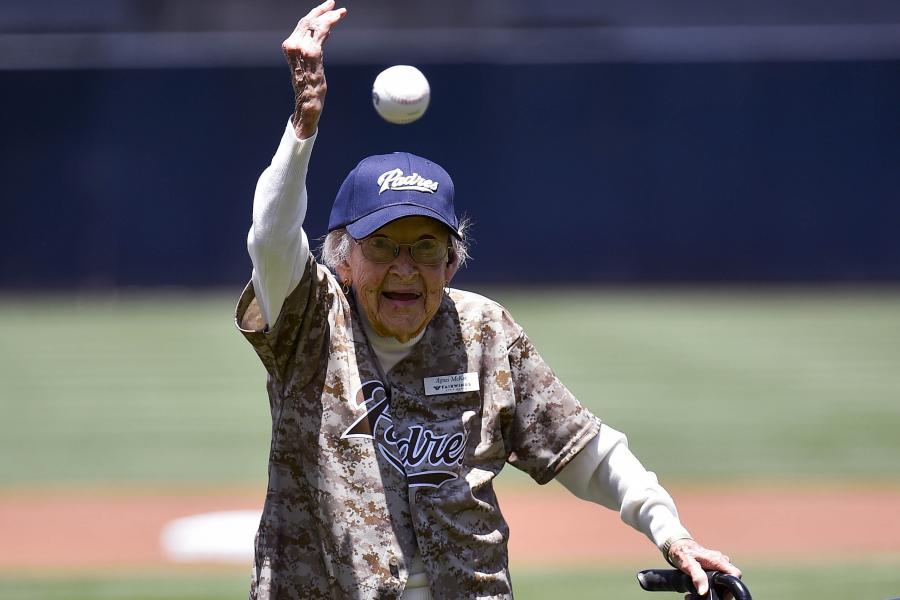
[1,1,899,598]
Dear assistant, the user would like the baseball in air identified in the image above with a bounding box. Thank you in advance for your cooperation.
[372,65,430,124]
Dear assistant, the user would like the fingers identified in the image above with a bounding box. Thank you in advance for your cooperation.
[682,556,710,596]
[319,6,348,27]
[312,7,347,44]
[304,6,347,45]
[298,0,339,29]
[668,539,741,597]
[721,561,742,579]
[278,2,348,139]
[287,2,347,47]
[309,0,336,19]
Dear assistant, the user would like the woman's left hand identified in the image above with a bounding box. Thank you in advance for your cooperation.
[667,538,742,597]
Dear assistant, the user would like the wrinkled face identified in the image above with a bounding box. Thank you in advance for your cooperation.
[338,216,458,343]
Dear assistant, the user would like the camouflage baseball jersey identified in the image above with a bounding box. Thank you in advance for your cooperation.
[236,255,601,599]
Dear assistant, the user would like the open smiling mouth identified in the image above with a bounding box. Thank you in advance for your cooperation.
[382,291,423,301]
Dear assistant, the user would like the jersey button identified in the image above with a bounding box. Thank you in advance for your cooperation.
[388,556,400,578]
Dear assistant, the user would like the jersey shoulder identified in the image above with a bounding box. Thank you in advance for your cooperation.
[446,287,523,345]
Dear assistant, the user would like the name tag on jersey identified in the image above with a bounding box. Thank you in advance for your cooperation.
[424,372,480,396]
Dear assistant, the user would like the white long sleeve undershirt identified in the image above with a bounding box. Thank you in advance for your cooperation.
[247,119,315,328]
[555,424,691,548]
[248,119,691,597]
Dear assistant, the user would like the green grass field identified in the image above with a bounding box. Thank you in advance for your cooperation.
[1,288,899,598]
[2,288,899,485]
[3,562,900,599]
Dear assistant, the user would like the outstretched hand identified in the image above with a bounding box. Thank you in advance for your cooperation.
[668,539,741,598]
[282,0,347,140]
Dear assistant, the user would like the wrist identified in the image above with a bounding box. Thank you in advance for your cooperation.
[291,115,318,141]
[660,535,693,567]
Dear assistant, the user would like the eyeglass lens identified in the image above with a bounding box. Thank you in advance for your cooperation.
[360,237,448,265]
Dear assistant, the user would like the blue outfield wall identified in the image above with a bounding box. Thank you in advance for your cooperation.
[1,61,899,288]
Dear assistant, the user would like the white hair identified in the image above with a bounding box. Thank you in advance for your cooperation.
[320,217,472,272]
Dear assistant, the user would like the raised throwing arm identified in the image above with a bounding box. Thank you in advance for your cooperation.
[247,1,347,327]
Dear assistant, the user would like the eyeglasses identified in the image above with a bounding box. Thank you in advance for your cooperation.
[356,236,449,266]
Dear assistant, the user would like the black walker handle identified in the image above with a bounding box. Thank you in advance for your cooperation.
[637,569,694,593]
[637,569,752,600]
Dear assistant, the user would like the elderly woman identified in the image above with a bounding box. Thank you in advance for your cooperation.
[236,2,740,599]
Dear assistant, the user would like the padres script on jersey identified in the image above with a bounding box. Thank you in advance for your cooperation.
[236,256,600,599]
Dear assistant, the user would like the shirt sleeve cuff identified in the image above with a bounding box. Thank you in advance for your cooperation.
[275,117,317,168]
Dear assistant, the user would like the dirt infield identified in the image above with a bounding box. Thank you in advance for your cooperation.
[2,483,899,572]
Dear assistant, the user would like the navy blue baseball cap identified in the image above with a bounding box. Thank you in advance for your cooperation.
[328,152,460,239]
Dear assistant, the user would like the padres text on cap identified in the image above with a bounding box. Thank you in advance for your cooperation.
[328,152,460,239]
